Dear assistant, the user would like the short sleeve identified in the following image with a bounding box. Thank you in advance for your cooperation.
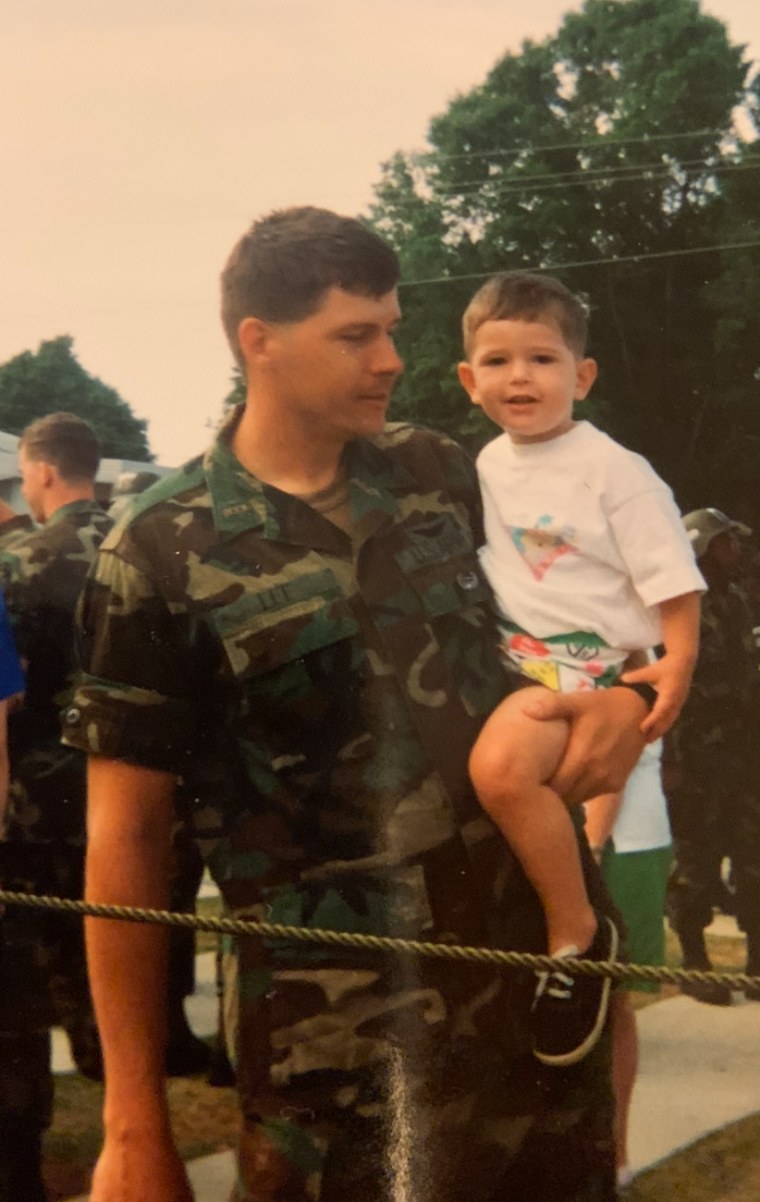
[607,481,705,609]
[61,543,196,774]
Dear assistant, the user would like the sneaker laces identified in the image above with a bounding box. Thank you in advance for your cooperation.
[532,967,574,1008]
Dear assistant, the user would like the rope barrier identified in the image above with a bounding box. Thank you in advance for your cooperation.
[1,886,758,992]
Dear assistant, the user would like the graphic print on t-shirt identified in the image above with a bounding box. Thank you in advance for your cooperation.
[509,514,579,581]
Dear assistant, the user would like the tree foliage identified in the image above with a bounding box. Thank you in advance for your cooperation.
[0,336,152,461]
[370,0,760,509]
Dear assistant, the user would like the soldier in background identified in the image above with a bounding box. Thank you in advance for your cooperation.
[0,413,112,1201]
[664,507,760,1005]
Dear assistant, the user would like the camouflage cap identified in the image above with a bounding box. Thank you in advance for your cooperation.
[683,507,752,559]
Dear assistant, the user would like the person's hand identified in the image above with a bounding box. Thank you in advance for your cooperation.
[621,653,693,741]
[89,1133,194,1202]
[522,686,647,806]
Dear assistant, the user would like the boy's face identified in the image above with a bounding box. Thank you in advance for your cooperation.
[457,316,596,444]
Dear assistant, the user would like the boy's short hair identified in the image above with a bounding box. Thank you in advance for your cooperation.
[462,271,589,358]
[20,412,100,481]
[221,206,400,368]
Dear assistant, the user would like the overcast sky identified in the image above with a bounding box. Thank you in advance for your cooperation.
[1,0,758,466]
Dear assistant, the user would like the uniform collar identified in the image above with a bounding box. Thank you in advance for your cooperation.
[204,406,417,543]
[45,499,102,527]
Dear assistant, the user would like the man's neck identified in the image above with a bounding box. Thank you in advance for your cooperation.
[230,401,346,497]
[42,485,95,523]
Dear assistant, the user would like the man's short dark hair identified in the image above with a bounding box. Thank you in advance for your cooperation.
[462,271,589,358]
[220,206,400,368]
[20,412,101,481]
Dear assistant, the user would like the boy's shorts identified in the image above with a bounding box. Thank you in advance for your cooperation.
[498,621,629,693]
[600,843,672,993]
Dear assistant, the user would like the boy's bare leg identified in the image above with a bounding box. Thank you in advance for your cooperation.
[470,687,598,955]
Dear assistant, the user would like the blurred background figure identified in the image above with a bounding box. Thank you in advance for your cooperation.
[664,508,760,1006]
[0,413,112,1201]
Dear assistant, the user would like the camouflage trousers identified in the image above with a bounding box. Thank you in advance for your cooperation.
[0,842,100,1112]
[667,749,760,941]
[225,947,617,1202]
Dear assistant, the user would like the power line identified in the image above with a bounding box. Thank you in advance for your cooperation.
[426,155,748,197]
[407,127,739,165]
[398,239,760,289]
[383,161,760,208]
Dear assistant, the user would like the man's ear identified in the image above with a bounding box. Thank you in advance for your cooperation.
[38,460,56,490]
[237,317,275,371]
[457,361,481,406]
[574,357,597,402]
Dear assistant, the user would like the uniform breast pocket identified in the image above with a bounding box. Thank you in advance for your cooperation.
[403,553,492,621]
[208,569,357,677]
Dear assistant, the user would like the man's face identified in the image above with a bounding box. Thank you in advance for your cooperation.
[260,286,403,444]
[18,446,47,522]
[705,530,743,578]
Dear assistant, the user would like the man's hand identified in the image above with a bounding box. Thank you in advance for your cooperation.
[90,1133,194,1202]
[621,653,692,741]
[523,686,647,806]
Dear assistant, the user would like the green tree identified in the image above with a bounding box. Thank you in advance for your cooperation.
[370,0,759,502]
[0,336,152,460]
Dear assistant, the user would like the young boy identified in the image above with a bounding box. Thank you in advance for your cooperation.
[458,272,704,1068]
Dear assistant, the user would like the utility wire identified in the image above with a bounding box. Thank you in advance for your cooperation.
[385,161,760,207]
[423,155,750,197]
[398,238,760,289]
[408,127,742,165]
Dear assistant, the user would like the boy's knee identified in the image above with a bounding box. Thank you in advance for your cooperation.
[469,727,525,810]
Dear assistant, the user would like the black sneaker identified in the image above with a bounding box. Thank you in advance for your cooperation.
[531,914,619,1068]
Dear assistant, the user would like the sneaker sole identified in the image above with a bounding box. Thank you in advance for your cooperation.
[534,915,619,1068]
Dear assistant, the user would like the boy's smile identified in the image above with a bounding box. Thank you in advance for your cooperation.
[458,317,597,444]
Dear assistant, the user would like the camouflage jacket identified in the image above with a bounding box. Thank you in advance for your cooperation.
[0,513,35,552]
[64,415,553,931]
[668,579,760,767]
[0,499,113,842]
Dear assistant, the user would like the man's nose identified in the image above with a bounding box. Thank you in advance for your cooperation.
[373,335,403,377]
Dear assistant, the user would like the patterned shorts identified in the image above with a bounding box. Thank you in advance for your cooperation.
[498,621,629,694]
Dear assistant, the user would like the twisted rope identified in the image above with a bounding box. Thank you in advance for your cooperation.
[1,887,757,991]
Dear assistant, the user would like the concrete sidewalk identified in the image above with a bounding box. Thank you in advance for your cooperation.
[64,919,760,1200]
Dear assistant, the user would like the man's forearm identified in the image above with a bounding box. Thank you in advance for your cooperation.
[85,758,177,1134]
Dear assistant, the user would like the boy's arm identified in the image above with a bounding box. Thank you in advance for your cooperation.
[621,590,701,740]
[85,756,194,1202]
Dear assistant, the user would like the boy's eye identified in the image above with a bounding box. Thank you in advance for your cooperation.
[533,354,555,364]
[484,356,506,366]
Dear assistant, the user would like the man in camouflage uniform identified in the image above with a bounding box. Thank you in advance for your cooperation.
[665,508,760,1006]
[65,208,648,1202]
[0,413,112,1201]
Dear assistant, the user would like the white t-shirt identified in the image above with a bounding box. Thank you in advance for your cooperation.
[611,740,672,853]
[476,421,705,651]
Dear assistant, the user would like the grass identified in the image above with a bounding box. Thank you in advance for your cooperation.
[43,917,758,1200]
